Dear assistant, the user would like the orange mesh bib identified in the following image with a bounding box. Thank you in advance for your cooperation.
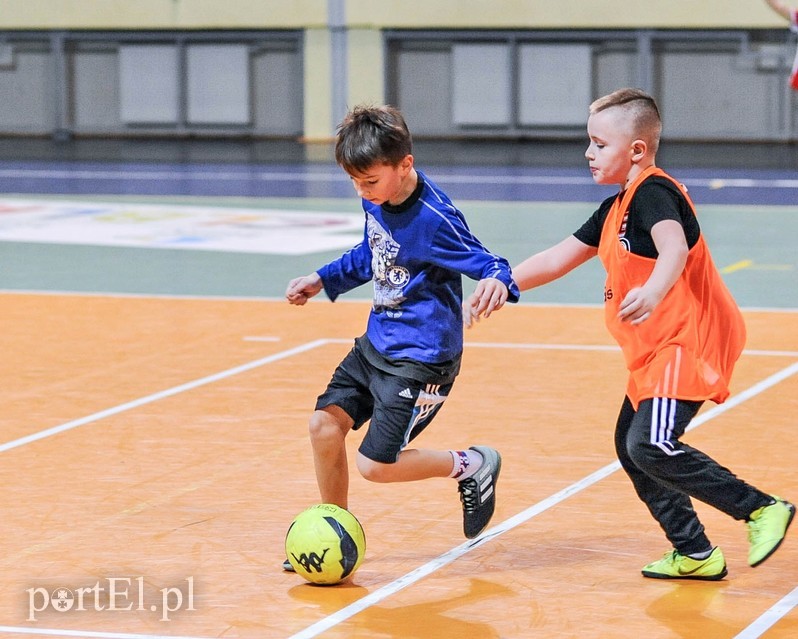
[597,166,746,408]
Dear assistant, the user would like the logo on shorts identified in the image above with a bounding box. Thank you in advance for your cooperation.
[398,388,413,399]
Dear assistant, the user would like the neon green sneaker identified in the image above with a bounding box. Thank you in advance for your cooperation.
[641,547,727,580]
[747,497,795,567]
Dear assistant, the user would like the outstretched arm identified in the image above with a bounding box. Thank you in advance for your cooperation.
[464,235,595,327]
[512,235,596,292]
[764,0,796,22]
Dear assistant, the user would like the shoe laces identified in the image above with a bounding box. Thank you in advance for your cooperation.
[746,504,769,544]
[458,478,478,512]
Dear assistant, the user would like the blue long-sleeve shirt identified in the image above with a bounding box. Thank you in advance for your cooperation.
[317,171,519,366]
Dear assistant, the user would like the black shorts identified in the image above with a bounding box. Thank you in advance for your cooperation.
[315,343,453,464]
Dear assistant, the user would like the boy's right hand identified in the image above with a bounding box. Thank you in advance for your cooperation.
[463,277,508,328]
[286,273,323,306]
[462,293,480,328]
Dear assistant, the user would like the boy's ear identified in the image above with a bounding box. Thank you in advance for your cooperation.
[630,139,648,162]
[400,154,414,171]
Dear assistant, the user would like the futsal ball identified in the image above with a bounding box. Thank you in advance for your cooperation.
[285,504,366,585]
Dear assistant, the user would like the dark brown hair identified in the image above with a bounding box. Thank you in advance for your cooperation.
[334,105,412,174]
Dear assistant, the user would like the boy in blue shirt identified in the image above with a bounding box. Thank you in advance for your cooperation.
[285,105,518,567]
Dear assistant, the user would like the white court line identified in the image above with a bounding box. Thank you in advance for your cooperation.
[2,336,792,455]
[0,338,334,639]
[687,361,798,433]
[466,342,798,358]
[2,291,797,315]
[287,360,798,639]
[0,627,209,639]
[1,342,795,638]
[0,339,328,454]
[733,586,798,639]
[744,349,798,357]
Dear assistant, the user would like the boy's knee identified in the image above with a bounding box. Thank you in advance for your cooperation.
[308,409,345,444]
[627,438,651,469]
[627,436,677,472]
[356,454,393,483]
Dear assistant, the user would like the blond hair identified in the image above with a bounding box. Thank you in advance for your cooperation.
[590,88,662,155]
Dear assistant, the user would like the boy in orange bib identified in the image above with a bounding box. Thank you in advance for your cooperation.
[466,88,794,579]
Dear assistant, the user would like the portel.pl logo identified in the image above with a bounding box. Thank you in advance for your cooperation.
[26,576,195,622]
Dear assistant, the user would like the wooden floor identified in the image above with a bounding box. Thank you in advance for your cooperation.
[1,292,796,639]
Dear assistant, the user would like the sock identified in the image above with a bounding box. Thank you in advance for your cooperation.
[687,548,714,560]
[449,449,484,480]
[747,498,777,521]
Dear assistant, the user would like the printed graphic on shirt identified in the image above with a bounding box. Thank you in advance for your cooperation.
[618,212,631,252]
[367,213,407,314]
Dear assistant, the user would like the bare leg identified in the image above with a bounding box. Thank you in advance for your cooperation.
[308,405,353,508]
[356,448,453,483]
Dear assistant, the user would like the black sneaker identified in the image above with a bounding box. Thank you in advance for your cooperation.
[458,446,501,539]
[283,558,295,572]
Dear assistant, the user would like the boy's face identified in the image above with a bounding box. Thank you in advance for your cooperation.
[585,107,638,187]
[346,155,414,206]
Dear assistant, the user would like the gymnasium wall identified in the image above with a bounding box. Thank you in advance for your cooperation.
[0,0,788,30]
[0,1,795,142]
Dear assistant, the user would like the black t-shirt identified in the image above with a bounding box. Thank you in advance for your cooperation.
[574,176,700,258]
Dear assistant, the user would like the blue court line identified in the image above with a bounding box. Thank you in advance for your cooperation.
[2,166,797,188]
[1,163,797,204]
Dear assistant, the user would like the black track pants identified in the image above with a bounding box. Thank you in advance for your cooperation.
[614,395,772,555]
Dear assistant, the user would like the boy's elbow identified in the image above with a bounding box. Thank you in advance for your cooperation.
[676,243,690,267]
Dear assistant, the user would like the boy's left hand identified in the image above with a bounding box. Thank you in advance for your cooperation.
[618,286,661,324]
[463,277,508,328]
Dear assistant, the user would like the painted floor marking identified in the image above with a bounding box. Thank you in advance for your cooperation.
[733,585,798,639]
[721,259,794,274]
[722,259,755,274]
[0,627,210,639]
[0,197,362,255]
[2,338,795,639]
[286,360,798,639]
[0,339,328,454]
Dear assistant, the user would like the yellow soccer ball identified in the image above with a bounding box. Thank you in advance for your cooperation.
[285,504,366,585]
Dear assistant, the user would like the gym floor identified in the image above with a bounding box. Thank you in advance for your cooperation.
[0,136,795,638]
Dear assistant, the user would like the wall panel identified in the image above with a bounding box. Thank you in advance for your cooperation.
[186,44,250,125]
[518,44,592,126]
[119,45,180,124]
[73,50,120,130]
[452,44,511,126]
[0,48,53,132]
